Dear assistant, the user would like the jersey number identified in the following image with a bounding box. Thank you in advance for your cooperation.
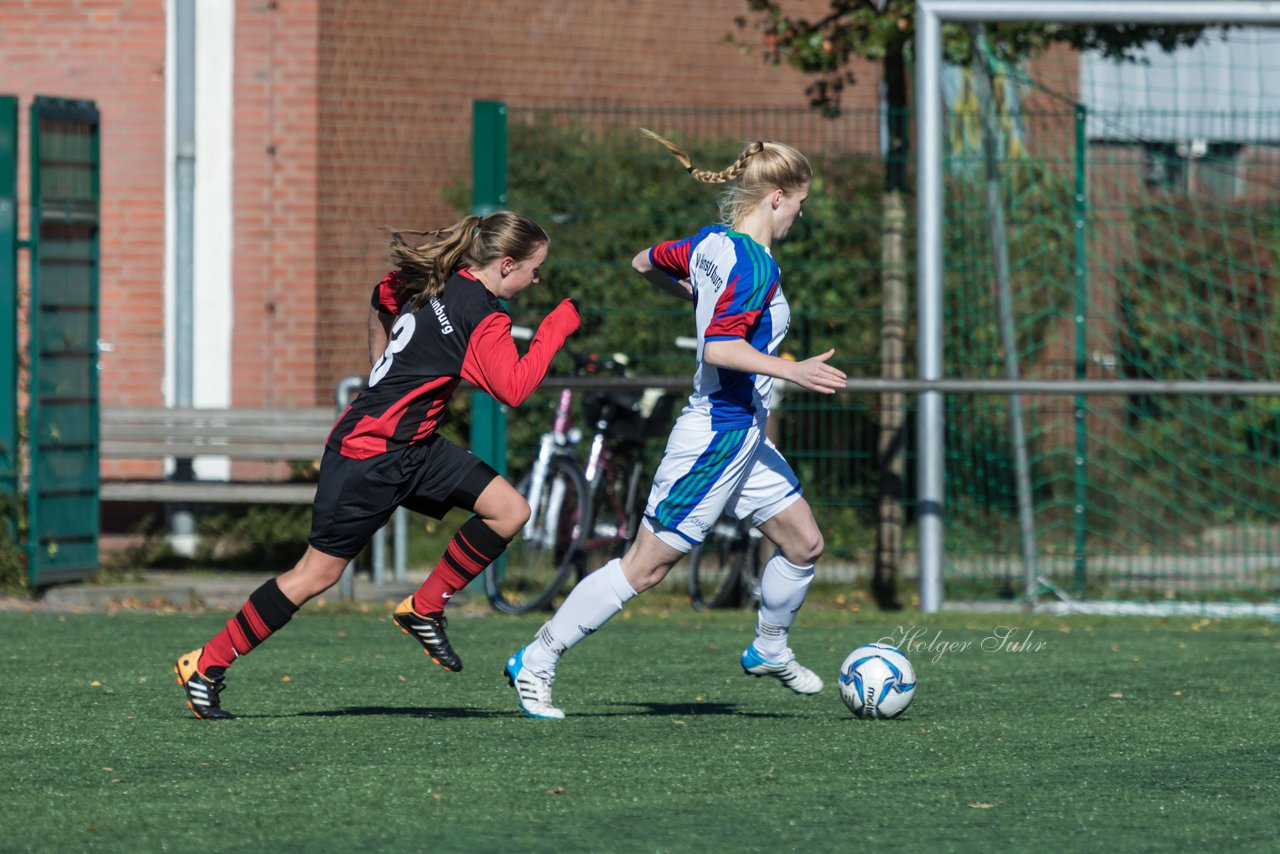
[369,313,416,387]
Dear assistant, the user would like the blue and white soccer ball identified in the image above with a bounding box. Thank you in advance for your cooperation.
[838,643,917,719]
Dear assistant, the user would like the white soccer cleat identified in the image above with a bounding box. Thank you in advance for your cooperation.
[740,644,824,695]
[504,646,565,720]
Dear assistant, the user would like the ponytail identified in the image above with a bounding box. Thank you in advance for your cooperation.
[639,128,813,227]
[385,211,549,304]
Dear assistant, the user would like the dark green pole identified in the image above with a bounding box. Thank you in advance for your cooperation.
[0,97,17,546]
[471,101,508,474]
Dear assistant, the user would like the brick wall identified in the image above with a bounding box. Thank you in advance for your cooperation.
[312,0,879,397]
[231,0,322,410]
[1,0,166,407]
[1,0,167,478]
[2,0,876,416]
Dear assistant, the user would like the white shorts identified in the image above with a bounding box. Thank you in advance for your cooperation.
[642,420,802,552]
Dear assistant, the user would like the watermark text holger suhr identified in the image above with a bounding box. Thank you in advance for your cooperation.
[879,626,1048,663]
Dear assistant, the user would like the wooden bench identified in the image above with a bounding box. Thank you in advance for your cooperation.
[100,406,336,504]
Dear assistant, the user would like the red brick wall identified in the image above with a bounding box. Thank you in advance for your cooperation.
[3,0,877,418]
[1,0,166,408]
[312,0,879,396]
[231,0,322,410]
[1,0,166,478]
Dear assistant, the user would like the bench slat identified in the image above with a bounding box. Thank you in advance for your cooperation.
[101,440,324,459]
[100,423,332,439]
[100,407,337,503]
[102,406,336,427]
[100,480,317,503]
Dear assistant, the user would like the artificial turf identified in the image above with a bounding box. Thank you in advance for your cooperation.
[1,603,1276,852]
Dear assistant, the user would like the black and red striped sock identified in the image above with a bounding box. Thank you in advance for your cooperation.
[413,516,510,614]
[198,578,299,673]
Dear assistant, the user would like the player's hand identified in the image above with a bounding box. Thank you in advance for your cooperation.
[553,297,582,336]
[564,297,602,338]
[789,349,846,395]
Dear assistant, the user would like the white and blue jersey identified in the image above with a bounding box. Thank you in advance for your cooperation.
[650,224,791,431]
[641,225,802,551]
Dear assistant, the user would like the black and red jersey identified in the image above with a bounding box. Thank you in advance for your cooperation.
[327,268,579,459]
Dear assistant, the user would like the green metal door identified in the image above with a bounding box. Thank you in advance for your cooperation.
[27,97,100,586]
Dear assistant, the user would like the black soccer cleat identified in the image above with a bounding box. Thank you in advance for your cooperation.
[175,647,235,720]
[392,596,463,672]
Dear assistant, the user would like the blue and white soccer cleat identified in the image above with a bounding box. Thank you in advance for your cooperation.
[741,643,824,695]
[504,646,565,720]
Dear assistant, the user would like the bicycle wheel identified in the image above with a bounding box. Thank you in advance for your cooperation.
[486,455,587,614]
[688,517,752,611]
[576,457,640,577]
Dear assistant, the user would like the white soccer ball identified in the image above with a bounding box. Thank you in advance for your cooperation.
[838,643,917,719]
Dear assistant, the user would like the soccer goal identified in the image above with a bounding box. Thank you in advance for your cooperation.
[914,0,1280,615]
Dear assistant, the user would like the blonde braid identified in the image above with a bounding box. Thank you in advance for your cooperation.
[639,128,765,185]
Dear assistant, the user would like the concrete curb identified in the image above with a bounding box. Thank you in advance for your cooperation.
[1,570,444,613]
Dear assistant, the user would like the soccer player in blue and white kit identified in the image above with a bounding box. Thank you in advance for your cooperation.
[506,129,847,718]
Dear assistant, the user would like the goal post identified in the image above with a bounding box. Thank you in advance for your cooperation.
[915,0,1280,612]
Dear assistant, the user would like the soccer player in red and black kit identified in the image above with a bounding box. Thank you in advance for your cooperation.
[174,211,580,719]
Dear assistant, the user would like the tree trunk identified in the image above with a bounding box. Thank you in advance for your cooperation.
[873,189,907,610]
[872,44,909,610]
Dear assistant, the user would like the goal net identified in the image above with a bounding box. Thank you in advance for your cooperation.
[917,0,1280,615]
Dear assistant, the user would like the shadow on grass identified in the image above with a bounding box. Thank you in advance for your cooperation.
[290,706,510,719]
[266,701,787,719]
[614,701,788,718]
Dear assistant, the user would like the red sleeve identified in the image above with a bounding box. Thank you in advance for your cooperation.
[649,236,694,280]
[460,299,580,406]
[370,271,405,314]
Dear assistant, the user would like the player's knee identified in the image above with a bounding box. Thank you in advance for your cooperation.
[287,548,348,598]
[620,554,674,593]
[489,495,530,539]
[785,529,824,566]
[629,564,671,592]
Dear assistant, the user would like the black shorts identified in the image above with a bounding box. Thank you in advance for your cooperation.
[308,434,498,559]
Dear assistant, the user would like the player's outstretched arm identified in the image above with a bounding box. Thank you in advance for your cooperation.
[460,300,581,406]
[632,249,693,302]
[704,340,846,395]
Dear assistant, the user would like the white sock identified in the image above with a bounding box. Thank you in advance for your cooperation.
[521,558,637,675]
[753,551,815,658]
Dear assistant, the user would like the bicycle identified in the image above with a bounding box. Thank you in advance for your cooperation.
[484,349,675,614]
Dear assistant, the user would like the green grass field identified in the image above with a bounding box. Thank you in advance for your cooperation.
[1,601,1277,852]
